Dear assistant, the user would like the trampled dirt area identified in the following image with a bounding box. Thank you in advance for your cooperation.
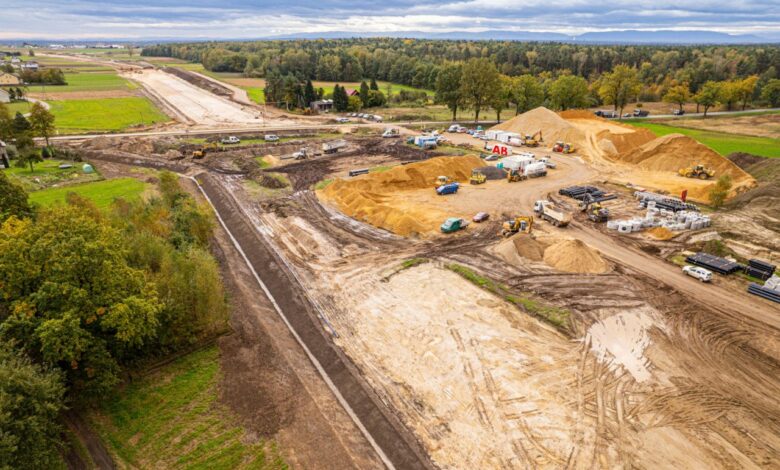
[657,113,780,138]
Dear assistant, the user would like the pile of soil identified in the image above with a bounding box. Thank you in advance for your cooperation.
[559,109,603,120]
[647,227,675,240]
[493,235,547,266]
[320,155,483,236]
[543,239,609,274]
[491,107,585,145]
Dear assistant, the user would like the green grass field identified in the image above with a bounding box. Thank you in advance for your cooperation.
[6,101,32,114]
[29,177,147,209]
[245,87,265,104]
[48,97,169,132]
[89,347,286,469]
[626,121,780,158]
[3,158,102,191]
[27,72,134,93]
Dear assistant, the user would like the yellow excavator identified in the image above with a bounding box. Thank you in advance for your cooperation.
[435,175,452,188]
[469,169,487,185]
[507,168,526,183]
[193,142,220,159]
[524,130,543,147]
[678,165,715,179]
[501,216,533,237]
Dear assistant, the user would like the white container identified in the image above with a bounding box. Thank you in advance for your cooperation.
[607,220,618,230]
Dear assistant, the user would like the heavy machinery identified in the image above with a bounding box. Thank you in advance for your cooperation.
[534,200,572,227]
[501,216,533,237]
[435,175,452,188]
[507,169,526,183]
[552,141,574,154]
[192,142,219,159]
[470,169,487,185]
[523,130,543,147]
[322,139,347,154]
[678,165,715,179]
[579,194,610,223]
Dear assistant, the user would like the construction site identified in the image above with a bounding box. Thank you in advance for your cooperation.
[57,88,780,468]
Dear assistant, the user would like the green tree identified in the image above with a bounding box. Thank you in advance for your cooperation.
[11,112,30,135]
[662,83,691,112]
[367,90,386,107]
[709,175,733,208]
[459,58,499,122]
[694,81,720,117]
[14,147,43,173]
[347,95,362,112]
[511,74,544,115]
[718,80,739,111]
[0,171,33,223]
[370,78,379,91]
[0,343,66,470]
[435,63,463,121]
[760,79,780,107]
[549,75,589,110]
[360,80,370,108]
[0,103,12,141]
[303,79,316,108]
[0,206,162,397]
[598,64,641,118]
[736,75,759,110]
[489,75,513,122]
[28,102,56,148]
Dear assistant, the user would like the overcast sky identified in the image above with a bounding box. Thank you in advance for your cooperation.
[2,0,779,40]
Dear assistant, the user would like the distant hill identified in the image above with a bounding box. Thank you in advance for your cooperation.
[265,29,772,45]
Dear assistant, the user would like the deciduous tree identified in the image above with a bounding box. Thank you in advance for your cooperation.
[0,171,32,222]
[435,63,462,121]
[28,102,55,147]
[761,79,780,107]
[460,58,499,122]
[598,64,641,118]
[662,83,691,112]
[511,74,544,115]
[549,75,589,110]
[694,81,720,117]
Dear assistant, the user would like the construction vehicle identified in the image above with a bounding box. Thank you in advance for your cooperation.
[292,148,310,160]
[501,216,533,237]
[507,168,526,183]
[552,141,574,154]
[435,175,452,188]
[534,200,572,227]
[523,130,543,147]
[382,128,400,138]
[192,142,219,159]
[678,165,715,179]
[436,182,460,195]
[322,140,347,154]
[441,217,468,233]
[469,169,487,185]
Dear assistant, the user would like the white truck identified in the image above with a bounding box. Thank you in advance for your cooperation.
[382,128,400,138]
[221,136,241,145]
[523,161,548,178]
[322,139,347,154]
[534,200,572,227]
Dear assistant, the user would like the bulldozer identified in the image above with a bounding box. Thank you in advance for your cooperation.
[192,142,220,159]
[552,141,574,154]
[469,169,487,185]
[501,216,533,237]
[507,169,526,183]
[523,130,543,147]
[435,175,452,188]
[678,165,715,179]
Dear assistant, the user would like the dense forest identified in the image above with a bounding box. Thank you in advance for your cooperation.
[143,38,780,94]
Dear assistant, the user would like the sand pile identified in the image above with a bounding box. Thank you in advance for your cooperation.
[559,110,602,120]
[622,134,754,185]
[320,155,483,236]
[647,227,675,240]
[492,107,585,145]
[493,235,547,266]
[543,239,609,274]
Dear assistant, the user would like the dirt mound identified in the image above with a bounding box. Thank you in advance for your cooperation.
[492,107,585,145]
[647,227,675,240]
[605,128,658,156]
[493,235,547,266]
[543,239,609,274]
[320,155,484,236]
[621,134,754,184]
[559,110,602,120]
[728,152,765,170]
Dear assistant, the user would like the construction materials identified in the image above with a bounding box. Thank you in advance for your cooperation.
[441,217,468,233]
[349,168,369,177]
[501,216,533,237]
[748,275,780,303]
[469,169,487,185]
[678,164,715,179]
[323,140,347,154]
[534,200,572,227]
[685,253,742,275]
[745,259,776,281]
[436,182,460,195]
[635,191,699,212]
[608,202,710,234]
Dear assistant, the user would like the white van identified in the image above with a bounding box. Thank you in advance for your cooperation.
[264,135,279,142]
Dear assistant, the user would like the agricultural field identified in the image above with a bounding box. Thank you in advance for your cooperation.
[6,101,32,114]
[627,120,780,158]
[48,97,169,133]
[26,72,136,94]
[88,347,286,469]
[28,177,148,208]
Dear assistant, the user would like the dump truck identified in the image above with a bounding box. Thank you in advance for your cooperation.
[436,182,460,195]
[534,200,572,227]
[469,169,487,185]
[678,165,715,179]
[322,139,347,154]
[552,141,574,154]
[441,217,468,233]
[501,216,533,237]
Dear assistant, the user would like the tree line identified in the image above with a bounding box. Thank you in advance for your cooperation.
[264,74,386,111]
[0,170,229,467]
[142,38,780,105]
[0,102,56,171]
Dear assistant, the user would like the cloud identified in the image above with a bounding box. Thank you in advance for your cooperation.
[0,0,778,39]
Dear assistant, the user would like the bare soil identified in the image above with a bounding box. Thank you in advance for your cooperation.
[657,113,780,138]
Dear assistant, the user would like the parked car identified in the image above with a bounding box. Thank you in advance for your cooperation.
[683,265,713,282]
[673,109,685,116]
[264,134,279,142]
[436,182,460,195]
[440,217,467,233]
[484,154,499,161]
[221,136,240,145]
[336,117,350,123]
[473,212,490,223]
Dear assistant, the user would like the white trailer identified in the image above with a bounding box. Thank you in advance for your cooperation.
[485,129,504,140]
[498,155,534,171]
[497,132,521,144]
[523,161,548,177]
